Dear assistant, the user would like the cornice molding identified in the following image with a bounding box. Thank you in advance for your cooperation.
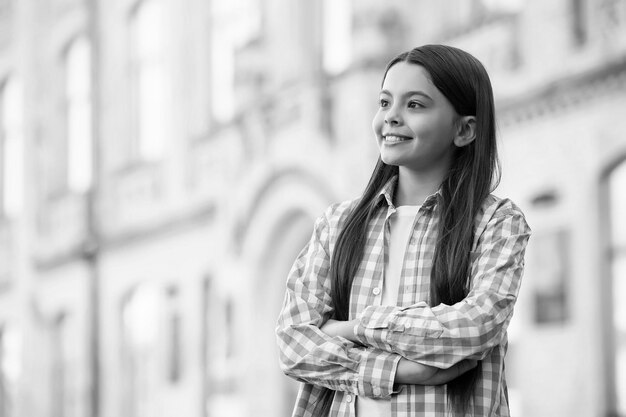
[498,56,626,127]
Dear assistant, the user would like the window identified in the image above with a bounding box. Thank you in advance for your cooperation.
[0,77,23,218]
[480,0,525,13]
[0,323,21,417]
[607,158,626,416]
[129,0,169,161]
[322,0,352,75]
[210,0,261,123]
[571,0,587,46]
[50,313,79,417]
[531,230,570,324]
[599,0,626,36]
[203,278,234,381]
[202,277,243,417]
[165,285,181,383]
[121,284,163,417]
[64,37,93,193]
[50,315,65,417]
[0,0,11,18]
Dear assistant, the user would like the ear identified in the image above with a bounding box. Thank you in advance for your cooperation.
[453,116,477,148]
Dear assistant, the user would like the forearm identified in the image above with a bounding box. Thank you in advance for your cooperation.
[394,357,478,386]
[353,295,513,367]
[320,319,480,388]
[276,322,400,397]
[320,310,498,367]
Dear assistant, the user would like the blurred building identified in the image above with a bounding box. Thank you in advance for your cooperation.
[0,0,625,416]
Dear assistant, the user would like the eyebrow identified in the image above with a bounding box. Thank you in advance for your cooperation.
[379,89,433,101]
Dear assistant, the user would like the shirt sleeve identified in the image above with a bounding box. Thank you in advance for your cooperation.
[275,207,401,398]
[353,205,531,368]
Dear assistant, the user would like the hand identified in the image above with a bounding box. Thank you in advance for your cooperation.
[320,319,359,342]
[394,358,478,386]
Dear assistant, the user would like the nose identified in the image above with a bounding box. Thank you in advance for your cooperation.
[384,105,401,125]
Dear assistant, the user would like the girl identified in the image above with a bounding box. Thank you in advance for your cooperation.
[276,44,531,417]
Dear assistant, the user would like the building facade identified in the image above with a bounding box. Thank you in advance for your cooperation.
[0,0,625,416]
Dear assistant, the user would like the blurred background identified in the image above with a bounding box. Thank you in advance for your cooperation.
[0,0,625,416]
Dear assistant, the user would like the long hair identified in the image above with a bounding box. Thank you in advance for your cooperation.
[323,45,500,416]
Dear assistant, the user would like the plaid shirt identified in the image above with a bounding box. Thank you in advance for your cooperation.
[276,176,531,416]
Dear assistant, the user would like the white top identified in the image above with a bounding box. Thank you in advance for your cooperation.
[357,205,421,417]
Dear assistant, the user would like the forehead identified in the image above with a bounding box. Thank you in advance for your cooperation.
[381,62,438,95]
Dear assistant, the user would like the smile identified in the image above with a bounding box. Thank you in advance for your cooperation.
[384,135,412,143]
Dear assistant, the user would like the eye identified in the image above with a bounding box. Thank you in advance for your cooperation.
[379,98,389,108]
[408,100,423,109]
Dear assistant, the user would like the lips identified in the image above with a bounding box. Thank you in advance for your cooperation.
[383,134,413,143]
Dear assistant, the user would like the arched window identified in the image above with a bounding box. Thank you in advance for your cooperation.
[480,0,525,13]
[209,0,260,123]
[322,0,352,75]
[64,37,93,193]
[49,313,80,417]
[202,275,248,416]
[0,322,21,417]
[605,157,626,416]
[121,284,163,417]
[129,0,169,161]
[0,76,24,218]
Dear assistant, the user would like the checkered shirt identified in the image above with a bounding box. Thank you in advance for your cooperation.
[276,175,531,416]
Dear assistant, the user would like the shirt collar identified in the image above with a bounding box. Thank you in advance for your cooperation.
[375,175,397,207]
[374,175,440,211]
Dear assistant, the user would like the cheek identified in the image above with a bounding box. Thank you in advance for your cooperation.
[372,112,383,136]
[419,116,454,142]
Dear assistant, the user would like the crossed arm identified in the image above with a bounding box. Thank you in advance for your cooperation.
[276,204,530,398]
[320,319,477,385]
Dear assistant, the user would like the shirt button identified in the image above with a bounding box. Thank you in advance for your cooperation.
[346,394,353,403]
[372,287,381,296]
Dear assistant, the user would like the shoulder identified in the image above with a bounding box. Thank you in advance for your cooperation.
[317,197,360,230]
[309,197,361,251]
[480,194,526,219]
[475,194,532,237]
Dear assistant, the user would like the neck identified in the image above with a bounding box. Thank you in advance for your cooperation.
[395,165,448,206]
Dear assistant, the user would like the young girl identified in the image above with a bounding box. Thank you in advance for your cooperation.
[276,44,531,417]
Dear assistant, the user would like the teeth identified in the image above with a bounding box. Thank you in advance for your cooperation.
[385,135,411,143]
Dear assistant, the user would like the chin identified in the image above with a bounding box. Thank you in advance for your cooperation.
[380,149,406,166]
[380,155,403,167]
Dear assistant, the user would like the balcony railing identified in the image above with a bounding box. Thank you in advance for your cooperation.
[36,190,89,263]
[106,161,164,234]
[187,126,244,205]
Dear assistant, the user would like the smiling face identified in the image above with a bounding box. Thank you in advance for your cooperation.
[372,62,460,175]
